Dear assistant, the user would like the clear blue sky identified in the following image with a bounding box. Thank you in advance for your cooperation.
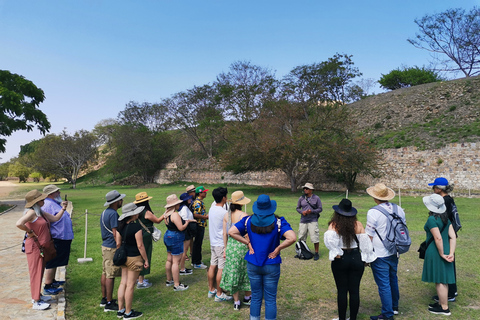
[1,0,478,162]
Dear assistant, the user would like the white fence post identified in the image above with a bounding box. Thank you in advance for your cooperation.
[78,209,93,263]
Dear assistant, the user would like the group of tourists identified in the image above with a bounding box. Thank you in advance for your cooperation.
[16,176,459,319]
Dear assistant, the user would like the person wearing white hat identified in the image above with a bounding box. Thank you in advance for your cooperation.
[421,194,456,316]
[100,190,126,312]
[365,183,406,320]
[296,183,323,260]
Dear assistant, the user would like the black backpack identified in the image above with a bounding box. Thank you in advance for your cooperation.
[295,240,314,260]
[450,202,462,233]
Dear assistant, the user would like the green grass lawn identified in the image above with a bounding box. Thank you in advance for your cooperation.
[12,182,480,319]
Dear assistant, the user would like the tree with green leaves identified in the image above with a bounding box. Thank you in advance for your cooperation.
[379,66,444,90]
[8,157,31,182]
[0,70,51,152]
[408,7,480,77]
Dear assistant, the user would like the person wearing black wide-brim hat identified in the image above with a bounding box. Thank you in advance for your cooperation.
[324,199,376,320]
[228,194,296,320]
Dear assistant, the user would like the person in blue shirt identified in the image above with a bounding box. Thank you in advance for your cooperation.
[229,194,296,320]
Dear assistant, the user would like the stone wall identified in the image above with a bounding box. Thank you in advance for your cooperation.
[155,142,480,192]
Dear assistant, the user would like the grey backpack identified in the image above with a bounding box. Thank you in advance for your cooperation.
[374,204,411,254]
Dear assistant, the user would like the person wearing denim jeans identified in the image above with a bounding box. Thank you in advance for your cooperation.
[229,194,296,320]
[365,183,407,320]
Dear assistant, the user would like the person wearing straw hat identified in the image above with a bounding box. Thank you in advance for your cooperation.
[296,182,323,261]
[133,191,164,289]
[41,184,73,295]
[220,190,252,310]
[421,194,456,316]
[324,199,376,320]
[116,202,149,319]
[192,186,209,269]
[100,190,125,312]
[365,183,406,320]
[228,194,296,320]
[428,177,459,302]
[163,194,196,291]
[16,190,67,310]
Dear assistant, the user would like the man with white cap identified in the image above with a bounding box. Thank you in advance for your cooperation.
[99,190,125,312]
[41,185,73,295]
[296,182,323,260]
[365,183,407,320]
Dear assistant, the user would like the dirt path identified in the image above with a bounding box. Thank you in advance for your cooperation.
[0,180,21,200]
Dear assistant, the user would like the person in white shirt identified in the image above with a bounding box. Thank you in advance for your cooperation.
[207,187,233,302]
[365,183,406,320]
[178,193,195,276]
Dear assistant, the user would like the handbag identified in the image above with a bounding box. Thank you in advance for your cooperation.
[418,223,446,259]
[33,237,57,262]
[113,224,129,266]
[138,219,161,242]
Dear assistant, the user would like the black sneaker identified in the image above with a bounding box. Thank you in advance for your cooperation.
[104,300,119,312]
[370,314,394,320]
[233,303,240,311]
[429,302,440,308]
[100,297,107,307]
[393,307,398,315]
[428,304,451,316]
[314,253,320,261]
[433,295,456,302]
[179,268,193,275]
[117,309,125,318]
[123,309,143,319]
[242,296,251,305]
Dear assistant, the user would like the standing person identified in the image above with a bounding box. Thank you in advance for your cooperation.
[186,185,196,212]
[421,194,456,316]
[16,190,67,310]
[207,187,232,302]
[324,199,376,320]
[192,186,209,269]
[229,194,296,320]
[116,202,149,319]
[163,194,196,291]
[178,192,194,275]
[365,183,406,320]
[220,190,252,311]
[41,185,74,295]
[428,177,459,301]
[100,190,125,312]
[296,183,323,260]
[133,192,164,289]
[185,185,196,260]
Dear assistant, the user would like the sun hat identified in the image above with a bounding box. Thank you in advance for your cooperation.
[134,192,153,204]
[195,186,208,193]
[332,199,358,217]
[302,183,315,190]
[104,190,126,207]
[428,177,449,187]
[118,203,145,221]
[423,194,446,213]
[230,191,251,205]
[25,190,48,208]
[43,185,60,195]
[186,185,196,193]
[180,192,193,202]
[164,194,183,208]
[251,194,277,227]
[366,183,395,201]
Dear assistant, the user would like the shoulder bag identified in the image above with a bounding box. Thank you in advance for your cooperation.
[113,224,129,266]
[418,223,446,259]
[138,218,162,242]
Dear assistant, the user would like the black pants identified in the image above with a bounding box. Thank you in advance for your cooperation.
[448,258,457,297]
[331,249,365,320]
[192,226,205,265]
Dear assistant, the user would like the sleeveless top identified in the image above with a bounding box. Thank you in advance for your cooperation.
[138,208,154,233]
[166,215,185,232]
[25,215,52,254]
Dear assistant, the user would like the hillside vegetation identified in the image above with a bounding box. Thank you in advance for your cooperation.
[349,76,480,150]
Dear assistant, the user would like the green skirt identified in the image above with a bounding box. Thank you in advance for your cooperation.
[220,237,251,294]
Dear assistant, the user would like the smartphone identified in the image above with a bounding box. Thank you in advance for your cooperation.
[64,194,68,201]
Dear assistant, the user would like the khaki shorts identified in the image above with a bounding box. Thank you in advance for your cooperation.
[102,246,122,278]
[210,246,225,269]
[125,256,144,272]
[298,221,320,243]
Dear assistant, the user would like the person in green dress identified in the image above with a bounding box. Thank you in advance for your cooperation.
[421,194,456,316]
[220,191,252,310]
[134,192,164,288]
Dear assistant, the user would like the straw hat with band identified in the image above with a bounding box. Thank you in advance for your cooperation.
[104,190,126,207]
[164,194,183,218]
[251,194,277,227]
[366,183,395,201]
[332,199,358,217]
[230,191,251,205]
[186,185,196,193]
[118,203,145,221]
[302,183,315,190]
[423,194,446,213]
[25,190,48,208]
[134,192,153,204]
[43,184,60,195]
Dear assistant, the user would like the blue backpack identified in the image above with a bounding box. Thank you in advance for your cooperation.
[374,204,411,254]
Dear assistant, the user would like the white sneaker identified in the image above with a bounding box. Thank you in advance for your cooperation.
[174,283,189,292]
[32,300,50,310]
[136,281,152,289]
[193,263,208,269]
[215,292,233,302]
[332,318,349,320]
[32,295,53,303]
[208,289,217,298]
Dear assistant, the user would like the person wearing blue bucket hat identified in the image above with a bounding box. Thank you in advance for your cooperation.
[229,194,296,320]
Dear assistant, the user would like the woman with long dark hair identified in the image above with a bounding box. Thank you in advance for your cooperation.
[229,194,296,320]
[178,192,195,275]
[116,203,149,319]
[422,194,456,316]
[324,199,375,320]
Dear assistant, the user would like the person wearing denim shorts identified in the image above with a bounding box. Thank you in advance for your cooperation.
[229,194,296,320]
[163,194,196,291]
